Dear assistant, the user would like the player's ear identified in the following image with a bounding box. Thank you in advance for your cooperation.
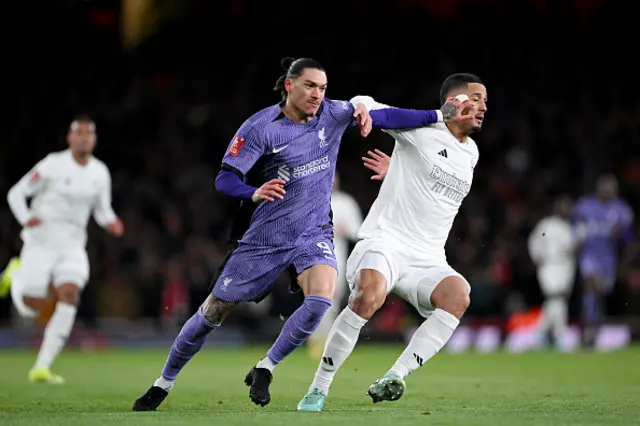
[284,78,292,94]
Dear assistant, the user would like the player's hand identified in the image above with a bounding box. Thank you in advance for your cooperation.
[362,149,390,181]
[353,103,372,137]
[25,217,41,227]
[441,95,474,122]
[252,179,286,203]
[107,219,124,237]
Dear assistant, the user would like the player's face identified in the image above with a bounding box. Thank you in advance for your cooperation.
[67,121,96,156]
[286,68,327,116]
[597,176,618,200]
[450,83,488,134]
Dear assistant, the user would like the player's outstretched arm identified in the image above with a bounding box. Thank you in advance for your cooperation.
[350,95,473,130]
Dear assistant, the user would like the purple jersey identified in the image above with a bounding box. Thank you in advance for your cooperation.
[573,196,634,258]
[221,98,355,247]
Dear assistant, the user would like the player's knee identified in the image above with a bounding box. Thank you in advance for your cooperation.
[22,296,45,312]
[201,295,237,325]
[55,283,81,306]
[583,277,603,294]
[431,277,470,320]
[348,269,387,320]
[298,264,337,299]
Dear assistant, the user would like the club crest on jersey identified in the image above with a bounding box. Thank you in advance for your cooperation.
[319,127,328,147]
[228,136,245,157]
[220,277,232,291]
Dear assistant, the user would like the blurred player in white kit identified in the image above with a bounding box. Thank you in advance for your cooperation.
[1,116,124,383]
[308,172,363,357]
[298,73,486,411]
[528,195,577,351]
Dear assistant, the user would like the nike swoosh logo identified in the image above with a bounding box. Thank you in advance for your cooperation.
[272,145,288,154]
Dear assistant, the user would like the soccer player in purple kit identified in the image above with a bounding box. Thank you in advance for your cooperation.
[572,174,635,349]
[133,57,466,411]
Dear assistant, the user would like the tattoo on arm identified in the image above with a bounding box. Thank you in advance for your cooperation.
[441,101,458,122]
[201,295,237,324]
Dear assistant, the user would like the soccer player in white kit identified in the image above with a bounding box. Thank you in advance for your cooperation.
[308,172,363,357]
[528,195,577,351]
[298,73,487,411]
[2,116,124,383]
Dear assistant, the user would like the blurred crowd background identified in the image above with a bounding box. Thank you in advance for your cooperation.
[2,0,639,344]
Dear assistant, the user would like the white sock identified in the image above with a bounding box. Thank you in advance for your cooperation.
[154,376,175,392]
[256,355,277,373]
[538,299,554,337]
[548,298,568,343]
[34,302,77,370]
[309,307,368,395]
[388,308,459,379]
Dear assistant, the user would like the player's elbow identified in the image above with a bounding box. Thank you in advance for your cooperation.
[214,171,226,192]
[7,185,22,209]
[215,169,244,198]
[350,95,375,110]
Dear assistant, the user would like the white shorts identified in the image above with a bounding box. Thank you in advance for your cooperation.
[537,262,575,297]
[346,238,470,318]
[10,243,89,317]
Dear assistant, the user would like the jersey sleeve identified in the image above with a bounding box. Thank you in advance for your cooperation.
[327,99,356,128]
[92,166,117,227]
[221,121,266,177]
[6,155,54,225]
[350,95,423,146]
[620,202,634,226]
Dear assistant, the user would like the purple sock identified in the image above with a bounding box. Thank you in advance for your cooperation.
[266,295,332,364]
[161,308,218,381]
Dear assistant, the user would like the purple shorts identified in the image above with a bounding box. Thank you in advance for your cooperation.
[212,232,336,303]
[579,254,616,292]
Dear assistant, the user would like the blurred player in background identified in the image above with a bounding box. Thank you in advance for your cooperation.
[572,174,634,349]
[528,194,577,351]
[308,172,363,357]
[298,73,484,411]
[1,116,124,383]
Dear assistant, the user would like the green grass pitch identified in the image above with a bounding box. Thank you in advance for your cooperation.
[1,345,639,425]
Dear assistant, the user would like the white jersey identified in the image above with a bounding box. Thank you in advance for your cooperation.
[351,96,479,261]
[7,149,116,247]
[331,189,363,258]
[528,216,576,266]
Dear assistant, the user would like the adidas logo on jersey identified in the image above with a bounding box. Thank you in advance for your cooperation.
[438,149,448,158]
